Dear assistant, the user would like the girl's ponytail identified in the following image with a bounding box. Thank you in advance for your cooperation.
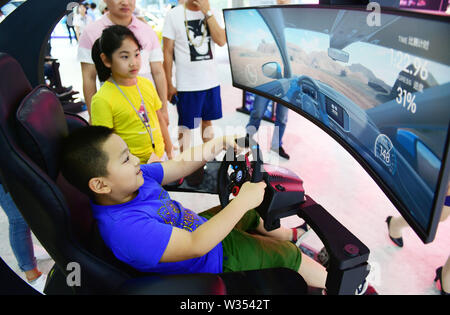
[91,38,111,82]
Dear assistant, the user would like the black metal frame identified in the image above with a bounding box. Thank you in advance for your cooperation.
[0,0,82,87]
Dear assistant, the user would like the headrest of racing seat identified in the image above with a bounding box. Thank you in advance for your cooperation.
[14,85,97,249]
[16,85,68,180]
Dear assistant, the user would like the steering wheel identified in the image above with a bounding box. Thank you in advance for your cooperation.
[217,136,264,209]
[218,136,306,231]
[297,75,320,90]
[296,75,322,119]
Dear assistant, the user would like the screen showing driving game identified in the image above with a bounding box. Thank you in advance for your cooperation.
[223,5,450,243]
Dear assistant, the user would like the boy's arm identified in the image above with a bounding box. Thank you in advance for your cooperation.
[81,62,97,118]
[159,181,266,262]
[160,136,236,186]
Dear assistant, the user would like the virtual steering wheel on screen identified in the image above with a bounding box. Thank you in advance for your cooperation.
[297,75,320,91]
[218,137,306,231]
[295,75,321,119]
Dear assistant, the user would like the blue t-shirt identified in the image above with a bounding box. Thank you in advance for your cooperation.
[90,163,223,274]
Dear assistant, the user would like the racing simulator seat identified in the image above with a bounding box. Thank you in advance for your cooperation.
[0,52,370,295]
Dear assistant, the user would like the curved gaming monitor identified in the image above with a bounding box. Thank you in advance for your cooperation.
[223,5,450,243]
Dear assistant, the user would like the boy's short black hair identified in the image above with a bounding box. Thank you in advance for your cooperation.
[60,126,114,198]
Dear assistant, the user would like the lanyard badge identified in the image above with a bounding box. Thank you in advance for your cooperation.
[112,79,155,149]
[138,102,150,125]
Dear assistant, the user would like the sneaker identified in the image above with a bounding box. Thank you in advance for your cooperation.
[271,146,290,159]
[355,279,371,295]
[355,264,378,295]
[28,274,47,294]
[292,222,311,247]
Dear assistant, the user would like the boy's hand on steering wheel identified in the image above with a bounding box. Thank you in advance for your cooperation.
[236,181,267,210]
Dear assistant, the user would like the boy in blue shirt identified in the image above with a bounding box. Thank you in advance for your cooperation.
[60,126,328,289]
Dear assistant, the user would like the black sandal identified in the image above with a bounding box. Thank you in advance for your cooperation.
[386,216,403,248]
[434,266,449,295]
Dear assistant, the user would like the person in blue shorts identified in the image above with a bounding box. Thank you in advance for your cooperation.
[162,0,226,153]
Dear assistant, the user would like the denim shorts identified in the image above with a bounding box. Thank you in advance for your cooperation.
[0,183,36,272]
[199,206,302,273]
[176,86,222,129]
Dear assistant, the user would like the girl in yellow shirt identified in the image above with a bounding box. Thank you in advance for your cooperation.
[91,25,173,163]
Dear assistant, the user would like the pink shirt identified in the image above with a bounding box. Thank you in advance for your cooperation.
[77,14,163,82]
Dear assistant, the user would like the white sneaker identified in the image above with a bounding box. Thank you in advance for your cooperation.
[294,222,311,247]
[28,274,47,294]
[355,278,369,295]
[33,245,51,261]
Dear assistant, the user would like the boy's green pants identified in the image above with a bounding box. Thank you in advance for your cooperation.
[199,205,302,273]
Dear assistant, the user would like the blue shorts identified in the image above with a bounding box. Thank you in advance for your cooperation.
[176,86,222,129]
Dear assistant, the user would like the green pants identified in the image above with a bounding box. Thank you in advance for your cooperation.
[199,206,302,273]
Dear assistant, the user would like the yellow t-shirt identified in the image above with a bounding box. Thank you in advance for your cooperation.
[91,77,164,164]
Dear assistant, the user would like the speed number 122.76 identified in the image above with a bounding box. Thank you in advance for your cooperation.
[390,49,429,81]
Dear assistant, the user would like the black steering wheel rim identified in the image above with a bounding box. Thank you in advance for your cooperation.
[217,137,264,208]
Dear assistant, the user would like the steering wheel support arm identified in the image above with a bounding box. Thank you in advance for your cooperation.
[218,137,370,294]
[297,195,370,295]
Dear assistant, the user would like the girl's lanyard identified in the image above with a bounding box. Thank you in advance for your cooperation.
[111,78,155,149]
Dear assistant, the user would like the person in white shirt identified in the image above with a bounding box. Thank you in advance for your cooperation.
[163,0,226,154]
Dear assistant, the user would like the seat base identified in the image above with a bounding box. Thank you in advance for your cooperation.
[44,264,307,295]
[219,268,307,295]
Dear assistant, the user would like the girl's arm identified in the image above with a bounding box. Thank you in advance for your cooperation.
[150,61,169,125]
[81,62,98,120]
[156,109,174,159]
